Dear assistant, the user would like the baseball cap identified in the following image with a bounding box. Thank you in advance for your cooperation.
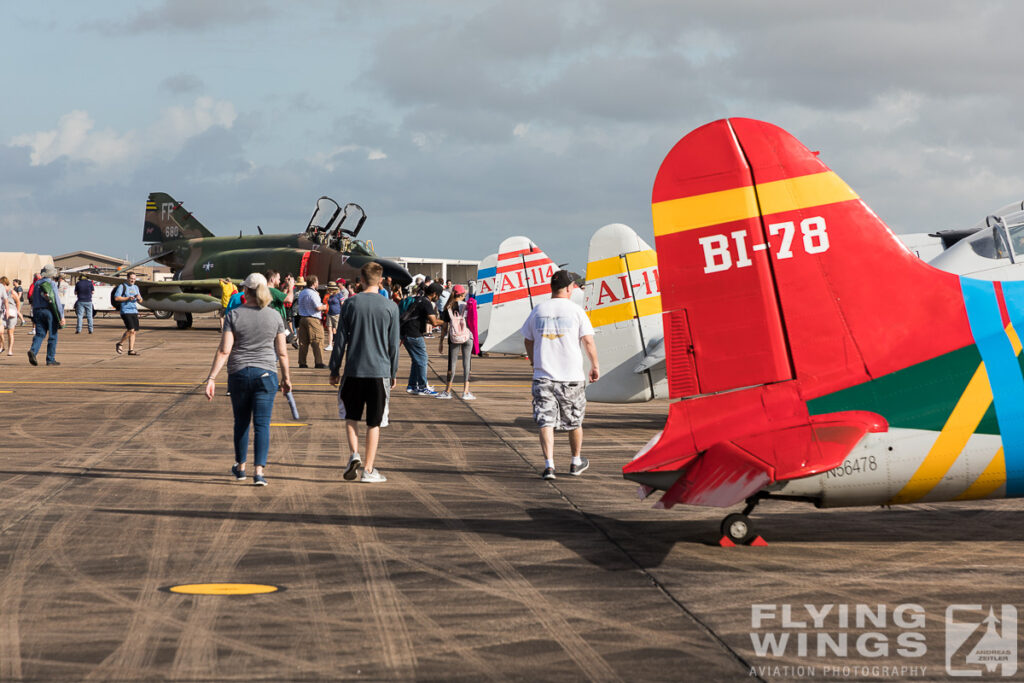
[426,282,444,296]
[242,273,267,289]
[550,270,573,290]
[452,284,466,295]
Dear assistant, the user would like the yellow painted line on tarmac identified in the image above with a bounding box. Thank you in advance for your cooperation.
[270,423,309,427]
[0,390,13,393]
[167,583,280,596]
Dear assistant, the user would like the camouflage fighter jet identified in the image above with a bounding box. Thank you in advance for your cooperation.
[90,193,412,328]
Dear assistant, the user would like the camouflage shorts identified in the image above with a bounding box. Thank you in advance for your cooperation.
[532,379,586,431]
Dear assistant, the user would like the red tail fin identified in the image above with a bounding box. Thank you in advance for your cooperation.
[629,119,976,508]
[652,118,972,400]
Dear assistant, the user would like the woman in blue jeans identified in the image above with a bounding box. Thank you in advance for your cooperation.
[204,273,292,486]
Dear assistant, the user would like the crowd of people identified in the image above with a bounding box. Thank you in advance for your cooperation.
[5,262,600,488]
[204,265,599,487]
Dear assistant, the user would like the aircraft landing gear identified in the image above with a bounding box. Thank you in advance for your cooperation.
[721,513,754,545]
[152,310,173,320]
[719,495,766,546]
[175,313,193,329]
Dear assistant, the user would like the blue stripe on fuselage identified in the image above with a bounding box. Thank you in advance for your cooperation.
[961,277,1024,495]
[477,266,496,304]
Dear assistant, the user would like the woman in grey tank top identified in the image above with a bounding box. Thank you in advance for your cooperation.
[204,273,292,486]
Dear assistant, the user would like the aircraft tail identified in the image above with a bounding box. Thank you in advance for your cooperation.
[626,118,977,508]
[480,237,556,354]
[144,192,216,242]
[584,223,668,403]
[474,254,498,347]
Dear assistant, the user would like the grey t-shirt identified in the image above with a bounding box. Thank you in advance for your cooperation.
[224,304,286,375]
[329,291,400,378]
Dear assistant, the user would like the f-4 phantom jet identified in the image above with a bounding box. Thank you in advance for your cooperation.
[89,193,412,328]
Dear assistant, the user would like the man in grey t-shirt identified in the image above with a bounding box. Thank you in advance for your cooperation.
[329,262,400,483]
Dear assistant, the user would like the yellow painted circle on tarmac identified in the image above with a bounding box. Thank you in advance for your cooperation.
[168,583,280,595]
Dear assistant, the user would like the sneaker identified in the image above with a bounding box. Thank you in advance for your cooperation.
[406,387,417,394]
[314,363,327,369]
[361,467,387,483]
[253,474,268,486]
[231,463,246,480]
[27,350,37,366]
[461,392,476,400]
[542,467,556,480]
[435,391,452,399]
[569,457,590,476]
[46,360,60,366]
[416,388,438,396]
[425,384,437,392]
[298,364,308,369]
[343,453,362,481]
[324,344,333,351]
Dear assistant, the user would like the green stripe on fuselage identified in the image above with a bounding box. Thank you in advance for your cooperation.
[807,344,1001,434]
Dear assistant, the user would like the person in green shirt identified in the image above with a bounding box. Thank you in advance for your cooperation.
[264,270,295,323]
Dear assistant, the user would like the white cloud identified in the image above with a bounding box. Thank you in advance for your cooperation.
[9,97,237,169]
[310,144,388,171]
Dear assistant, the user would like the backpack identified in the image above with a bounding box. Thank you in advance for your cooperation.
[111,284,125,312]
[398,295,419,324]
[447,304,471,344]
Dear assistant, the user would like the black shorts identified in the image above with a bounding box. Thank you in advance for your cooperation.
[338,377,390,428]
[120,313,140,331]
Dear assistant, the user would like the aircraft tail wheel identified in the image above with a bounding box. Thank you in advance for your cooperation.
[721,513,754,545]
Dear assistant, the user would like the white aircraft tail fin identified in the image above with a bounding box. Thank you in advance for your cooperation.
[481,236,556,354]
[583,223,667,403]
[473,253,497,346]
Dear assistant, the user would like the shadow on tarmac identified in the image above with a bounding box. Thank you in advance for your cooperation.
[90,504,1024,570]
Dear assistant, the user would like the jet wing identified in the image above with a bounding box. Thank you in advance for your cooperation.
[84,273,239,292]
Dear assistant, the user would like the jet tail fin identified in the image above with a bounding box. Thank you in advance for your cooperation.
[144,192,215,243]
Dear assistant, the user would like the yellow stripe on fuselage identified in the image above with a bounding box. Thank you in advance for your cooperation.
[954,448,1006,501]
[652,171,859,237]
[588,295,662,328]
[888,325,1020,504]
[586,250,658,281]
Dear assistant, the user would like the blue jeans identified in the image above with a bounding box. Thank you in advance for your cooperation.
[403,336,428,390]
[227,367,278,467]
[75,301,94,332]
[30,308,59,363]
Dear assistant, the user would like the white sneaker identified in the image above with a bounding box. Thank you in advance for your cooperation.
[435,391,452,399]
[361,467,387,483]
[461,392,476,400]
[343,453,362,481]
[324,344,333,351]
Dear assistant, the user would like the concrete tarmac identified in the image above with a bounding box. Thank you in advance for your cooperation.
[2,317,1024,681]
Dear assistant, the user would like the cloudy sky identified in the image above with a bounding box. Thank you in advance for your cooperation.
[4,1,1024,271]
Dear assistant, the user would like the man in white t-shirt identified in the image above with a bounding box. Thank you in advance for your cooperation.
[520,270,600,480]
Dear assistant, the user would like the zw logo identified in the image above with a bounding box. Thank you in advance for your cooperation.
[946,605,1017,677]
[699,216,830,274]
